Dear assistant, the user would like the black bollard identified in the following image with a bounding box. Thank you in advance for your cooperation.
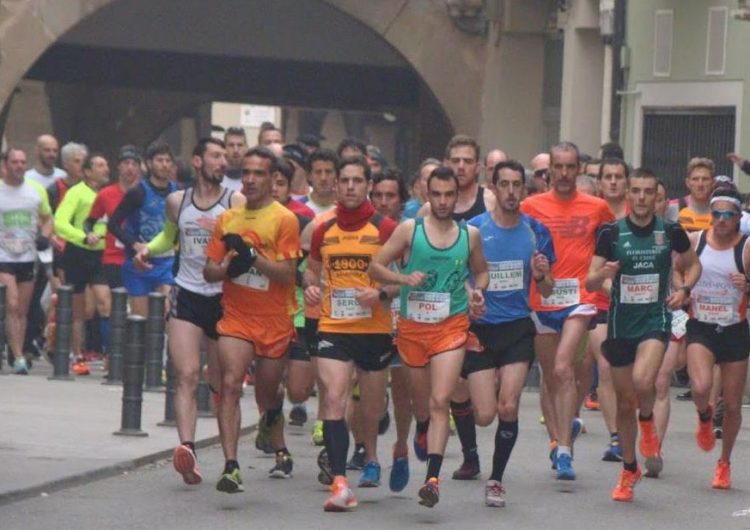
[104,287,128,385]
[48,285,74,381]
[144,292,165,392]
[0,284,6,372]
[196,348,213,418]
[157,351,177,427]
[114,315,148,437]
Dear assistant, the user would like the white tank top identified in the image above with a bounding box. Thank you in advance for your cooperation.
[691,231,749,326]
[176,187,232,296]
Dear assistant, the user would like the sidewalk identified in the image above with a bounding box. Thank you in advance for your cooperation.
[0,359,260,505]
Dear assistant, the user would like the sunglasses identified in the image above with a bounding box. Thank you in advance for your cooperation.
[711,209,738,220]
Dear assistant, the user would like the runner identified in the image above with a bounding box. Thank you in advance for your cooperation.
[686,187,749,490]
[303,155,397,511]
[205,146,301,493]
[0,148,53,374]
[587,167,700,502]
[223,127,247,192]
[369,165,488,508]
[135,138,245,485]
[464,160,555,507]
[520,141,615,480]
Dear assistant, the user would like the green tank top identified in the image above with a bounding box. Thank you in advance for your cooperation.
[608,217,673,338]
[400,218,469,323]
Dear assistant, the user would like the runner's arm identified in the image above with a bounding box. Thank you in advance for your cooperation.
[667,225,701,309]
[54,191,86,244]
[108,185,145,251]
[368,220,416,286]
[467,226,489,291]
[142,191,183,258]
[229,191,246,208]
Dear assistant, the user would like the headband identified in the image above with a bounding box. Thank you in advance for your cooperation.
[709,195,742,210]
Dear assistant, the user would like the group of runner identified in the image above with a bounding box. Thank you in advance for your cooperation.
[1,130,747,511]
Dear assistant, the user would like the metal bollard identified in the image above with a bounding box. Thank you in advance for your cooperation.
[114,315,148,437]
[196,349,213,418]
[103,287,127,385]
[157,352,177,427]
[0,284,6,372]
[144,292,165,392]
[48,285,74,381]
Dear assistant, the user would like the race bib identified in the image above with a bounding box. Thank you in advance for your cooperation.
[406,291,450,323]
[0,233,29,256]
[671,309,688,339]
[541,278,579,307]
[330,288,371,320]
[694,295,735,326]
[488,260,524,292]
[232,267,270,291]
[620,274,659,304]
[182,227,211,256]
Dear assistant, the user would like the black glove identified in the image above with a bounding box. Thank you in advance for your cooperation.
[222,234,257,279]
[35,235,50,251]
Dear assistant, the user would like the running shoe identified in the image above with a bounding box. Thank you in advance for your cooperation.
[485,480,506,507]
[317,448,333,486]
[452,450,480,480]
[269,451,293,479]
[413,431,428,462]
[255,413,276,454]
[571,417,584,443]
[676,389,692,401]
[638,418,659,459]
[12,358,29,375]
[216,468,244,493]
[611,466,642,502]
[389,454,409,492]
[347,445,366,471]
[584,392,600,411]
[555,453,576,481]
[418,477,440,507]
[602,436,623,462]
[696,406,716,452]
[71,358,90,376]
[324,476,358,512]
[289,404,308,426]
[549,441,558,470]
[312,420,324,446]
[173,444,202,485]
[358,460,381,487]
[644,452,663,478]
[712,459,731,490]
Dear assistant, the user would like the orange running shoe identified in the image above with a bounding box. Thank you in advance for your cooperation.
[173,444,203,485]
[712,460,731,490]
[638,418,660,459]
[584,393,600,411]
[71,359,90,376]
[611,466,642,502]
[696,407,716,452]
[418,477,441,507]
[324,476,358,512]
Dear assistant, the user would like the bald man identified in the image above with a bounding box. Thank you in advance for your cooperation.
[25,134,66,187]
[530,153,550,193]
[484,149,508,186]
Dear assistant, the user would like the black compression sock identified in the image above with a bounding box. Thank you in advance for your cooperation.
[490,419,518,483]
[450,400,477,453]
[324,419,349,476]
[624,460,638,473]
[426,454,444,481]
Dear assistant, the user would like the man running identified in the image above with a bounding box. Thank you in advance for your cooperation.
[520,141,615,480]
[369,165,488,508]
[205,146,300,493]
[686,187,749,490]
[135,138,244,484]
[304,155,397,511]
[588,168,700,502]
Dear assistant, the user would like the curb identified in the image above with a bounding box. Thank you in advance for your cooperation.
[0,424,258,507]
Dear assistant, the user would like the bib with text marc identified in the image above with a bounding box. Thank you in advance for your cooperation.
[619,273,659,304]
[406,291,451,323]
[541,278,579,307]
[488,260,524,292]
[232,267,269,291]
[330,288,371,320]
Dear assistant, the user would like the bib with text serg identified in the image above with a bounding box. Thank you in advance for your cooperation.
[488,260,524,292]
[671,309,689,339]
[232,266,269,291]
[694,294,735,325]
[541,278,579,307]
[330,288,372,320]
[406,291,450,323]
[619,273,659,304]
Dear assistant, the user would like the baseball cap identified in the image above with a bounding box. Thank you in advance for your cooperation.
[118,145,143,163]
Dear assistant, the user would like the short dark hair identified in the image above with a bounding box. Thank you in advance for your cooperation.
[244,146,279,173]
[224,127,246,140]
[146,141,174,161]
[276,157,294,184]
[427,165,459,191]
[372,168,409,204]
[444,135,480,161]
[192,137,226,158]
[257,123,282,144]
[336,137,367,158]
[83,152,108,170]
[550,141,580,164]
[598,157,630,180]
[492,160,526,185]
[338,155,371,180]
[309,148,339,174]
[628,167,658,184]
[600,142,624,160]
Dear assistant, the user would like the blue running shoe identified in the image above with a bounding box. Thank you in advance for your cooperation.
[358,460,381,488]
[556,453,576,481]
[602,437,623,462]
[571,418,584,443]
[389,455,409,492]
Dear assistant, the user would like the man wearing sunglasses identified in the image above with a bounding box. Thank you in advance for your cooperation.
[587,168,700,502]
[685,187,750,491]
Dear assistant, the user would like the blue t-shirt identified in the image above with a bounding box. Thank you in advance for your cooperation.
[468,212,556,324]
[402,198,422,220]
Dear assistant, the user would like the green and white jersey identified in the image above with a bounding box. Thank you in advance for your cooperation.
[0,179,51,263]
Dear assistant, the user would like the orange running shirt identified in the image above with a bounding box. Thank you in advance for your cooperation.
[205,201,301,319]
[521,190,614,311]
[310,212,396,334]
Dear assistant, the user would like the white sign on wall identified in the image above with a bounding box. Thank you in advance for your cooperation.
[240,105,276,128]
